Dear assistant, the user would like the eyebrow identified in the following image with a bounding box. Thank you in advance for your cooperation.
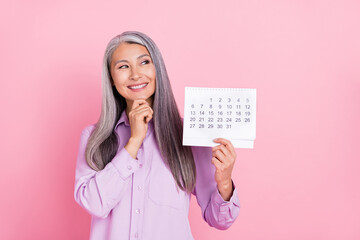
[113,53,150,66]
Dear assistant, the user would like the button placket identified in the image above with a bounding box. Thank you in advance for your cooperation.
[129,145,146,240]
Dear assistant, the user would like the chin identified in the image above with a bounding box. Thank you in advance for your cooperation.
[127,95,152,101]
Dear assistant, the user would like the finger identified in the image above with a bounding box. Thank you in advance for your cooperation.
[211,157,224,171]
[131,102,150,112]
[130,99,149,110]
[212,144,230,155]
[213,145,232,162]
[213,138,236,158]
[143,108,153,123]
[132,108,153,121]
[145,112,153,123]
[212,149,227,164]
[130,104,153,116]
[129,106,150,117]
[212,145,232,163]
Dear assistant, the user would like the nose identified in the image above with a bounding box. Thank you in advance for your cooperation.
[129,66,141,81]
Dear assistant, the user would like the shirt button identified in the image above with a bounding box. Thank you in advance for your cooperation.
[135,233,139,238]
[127,165,132,170]
[139,163,143,168]
[135,209,141,214]
[137,185,142,191]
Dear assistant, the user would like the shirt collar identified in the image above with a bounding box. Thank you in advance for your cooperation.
[115,110,130,129]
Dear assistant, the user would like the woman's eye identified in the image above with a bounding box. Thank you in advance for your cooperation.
[141,60,150,65]
[118,65,128,69]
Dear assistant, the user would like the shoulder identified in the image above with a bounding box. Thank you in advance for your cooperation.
[80,124,96,139]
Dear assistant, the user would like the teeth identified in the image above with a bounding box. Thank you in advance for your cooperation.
[129,83,148,89]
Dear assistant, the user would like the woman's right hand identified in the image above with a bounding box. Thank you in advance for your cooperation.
[125,99,153,158]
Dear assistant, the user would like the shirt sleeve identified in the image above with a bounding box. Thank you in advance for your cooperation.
[74,125,140,218]
[191,146,240,230]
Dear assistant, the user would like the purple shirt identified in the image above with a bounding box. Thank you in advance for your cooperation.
[74,111,240,240]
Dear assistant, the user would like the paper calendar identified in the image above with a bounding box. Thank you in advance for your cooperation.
[183,87,257,148]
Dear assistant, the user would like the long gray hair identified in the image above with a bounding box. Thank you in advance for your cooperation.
[85,31,196,193]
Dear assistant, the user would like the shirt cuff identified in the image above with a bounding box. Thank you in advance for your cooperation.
[110,148,140,180]
[213,183,240,207]
[211,183,240,225]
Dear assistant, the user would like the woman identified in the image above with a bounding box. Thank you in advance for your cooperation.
[74,31,240,240]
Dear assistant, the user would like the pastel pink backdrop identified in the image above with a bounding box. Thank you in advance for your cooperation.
[1,0,359,239]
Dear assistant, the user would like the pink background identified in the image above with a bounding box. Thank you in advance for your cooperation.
[1,0,359,239]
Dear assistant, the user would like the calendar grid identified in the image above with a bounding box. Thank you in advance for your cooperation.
[183,87,257,148]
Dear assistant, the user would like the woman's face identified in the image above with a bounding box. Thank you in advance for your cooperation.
[110,43,156,107]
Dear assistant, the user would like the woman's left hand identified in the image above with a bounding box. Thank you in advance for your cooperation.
[211,138,237,201]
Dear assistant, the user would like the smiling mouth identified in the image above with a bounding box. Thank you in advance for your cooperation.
[128,83,148,90]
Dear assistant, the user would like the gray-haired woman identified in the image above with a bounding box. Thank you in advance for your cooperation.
[74,31,240,240]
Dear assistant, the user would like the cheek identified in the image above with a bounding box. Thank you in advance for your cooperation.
[112,72,127,86]
[113,84,128,98]
[146,65,156,80]
[149,67,156,89]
